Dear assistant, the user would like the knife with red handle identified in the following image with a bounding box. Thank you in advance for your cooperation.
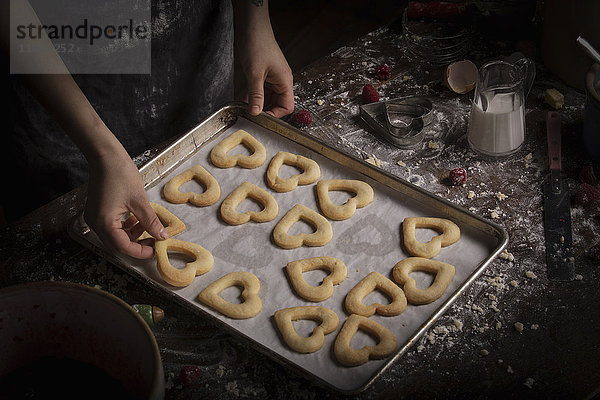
[543,111,575,281]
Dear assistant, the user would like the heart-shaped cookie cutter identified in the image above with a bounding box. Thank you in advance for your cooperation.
[384,102,426,137]
[360,96,433,148]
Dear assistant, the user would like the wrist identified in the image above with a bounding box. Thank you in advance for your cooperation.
[83,125,131,169]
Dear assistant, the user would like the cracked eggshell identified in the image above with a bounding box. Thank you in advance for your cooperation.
[444,60,478,94]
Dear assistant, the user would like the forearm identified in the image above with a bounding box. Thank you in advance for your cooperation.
[5,2,164,258]
[233,0,275,48]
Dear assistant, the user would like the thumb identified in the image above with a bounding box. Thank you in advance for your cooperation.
[132,199,169,240]
[246,70,266,116]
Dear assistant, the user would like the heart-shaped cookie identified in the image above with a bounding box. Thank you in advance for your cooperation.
[266,151,320,192]
[163,165,220,207]
[392,257,455,305]
[198,271,262,319]
[272,204,333,249]
[402,217,460,258]
[286,256,347,302]
[137,202,186,240]
[345,271,407,317]
[316,179,374,220]
[210,129,266,169]
[220,182,278,225]
[154,238,213,287]
[274,306,339,353]
[334,314,397,367]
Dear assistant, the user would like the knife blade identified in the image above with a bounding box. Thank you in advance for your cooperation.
[543,111,575,281]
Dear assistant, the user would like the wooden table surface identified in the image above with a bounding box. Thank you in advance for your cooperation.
[2,22,599,400]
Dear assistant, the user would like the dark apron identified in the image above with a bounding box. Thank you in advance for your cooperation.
[5,0,234,220]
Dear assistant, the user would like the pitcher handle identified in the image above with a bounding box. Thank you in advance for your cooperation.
[515,57,536,98]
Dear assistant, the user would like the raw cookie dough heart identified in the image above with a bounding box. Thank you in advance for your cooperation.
[274,306,339,353]
[163,165,220,206]
[272,204,333,249]
[345,271,407,317]
[220,182,278,225]
[392,257,455,305]
[198,271,262,319]
[154,238,213,287]
[137,202,186,240]
[286,256,347,302]
[266,151,321,192]
[210,129,266,169]
[334,314,397,367]
[402,217,460,258]
[316,179,374,220]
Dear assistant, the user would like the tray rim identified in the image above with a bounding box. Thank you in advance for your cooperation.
[67,101,509,395]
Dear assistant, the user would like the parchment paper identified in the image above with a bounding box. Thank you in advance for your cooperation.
[125,118,498,392]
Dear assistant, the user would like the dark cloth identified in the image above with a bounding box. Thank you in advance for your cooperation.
[5,0,234,221]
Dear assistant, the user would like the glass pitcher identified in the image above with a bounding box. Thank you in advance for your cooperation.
[467,58,536,156]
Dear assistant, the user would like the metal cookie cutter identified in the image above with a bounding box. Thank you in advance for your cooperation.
[394,96,434,126]
[360,96,433,148]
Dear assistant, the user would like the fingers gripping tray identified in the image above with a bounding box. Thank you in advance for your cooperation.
[68,102,508,393]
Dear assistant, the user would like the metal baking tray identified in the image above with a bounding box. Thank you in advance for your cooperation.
[68,102,508,394]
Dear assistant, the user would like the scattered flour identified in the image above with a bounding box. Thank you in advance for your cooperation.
[365,154,383,167]
[495,192,508,201]
[499,250,515,262]
[428,140,440,149]
[524,377,535,389]
[525,271,538,280]
[225,381,240,396]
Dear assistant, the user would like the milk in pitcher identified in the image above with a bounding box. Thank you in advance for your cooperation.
[467,91,525,156]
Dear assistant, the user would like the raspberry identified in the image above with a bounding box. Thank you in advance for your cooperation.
[375,64,392,80]
[179,366,203,386]
[292,109,312,126]
[575,183,599,207]
[590,242,600,263]
[449,167,467,185]
[362,84,380,104]
[579,165,597,185]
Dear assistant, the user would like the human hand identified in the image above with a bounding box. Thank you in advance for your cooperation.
[84,149,168,259]
[11,58,167,260]
[237,15,294,118]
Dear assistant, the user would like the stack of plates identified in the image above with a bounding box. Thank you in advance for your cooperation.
[402,9,474,66]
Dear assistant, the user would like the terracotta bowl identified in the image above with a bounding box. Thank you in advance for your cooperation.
[0,281,164,399]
